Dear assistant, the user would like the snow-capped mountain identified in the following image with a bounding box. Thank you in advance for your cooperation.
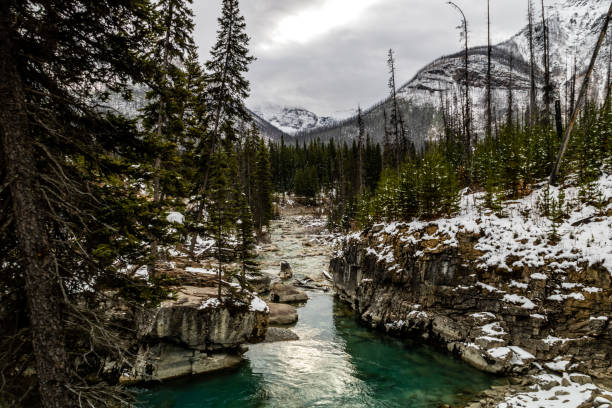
[252,104,337,135]
[297,0,611,147]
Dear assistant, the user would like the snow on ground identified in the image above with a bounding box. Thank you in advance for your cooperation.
[166,211,185,224]
[348,173,612,282]
[498,372,612,408]
[185,266,217,275]
[249,296,269,313]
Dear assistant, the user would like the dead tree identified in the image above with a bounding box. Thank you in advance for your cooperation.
[486,0,493,139]
[550,1,612,185]
[528,0,538,124]
[541,0,553,126]
[448,1,472,180]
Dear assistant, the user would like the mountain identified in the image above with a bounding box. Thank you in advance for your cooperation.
[296,0,611,148]
[248,109,293,142]
[252,104,337,135]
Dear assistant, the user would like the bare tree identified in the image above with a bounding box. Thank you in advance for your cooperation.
[528,0,538,124]
[448,1,471,180]
[550,0,612,185]
[486,0,493,139]
[541,0,552,125]
[387,49,402,178]
[357,106,365,195]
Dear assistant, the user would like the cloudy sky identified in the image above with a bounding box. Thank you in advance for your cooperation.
[193,0,530,117]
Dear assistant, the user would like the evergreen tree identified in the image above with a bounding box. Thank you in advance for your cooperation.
[143,0,195,272]
[253,137,273,232]
[0,0,158,405]
[206,0,255,152]
[207,149,236,300]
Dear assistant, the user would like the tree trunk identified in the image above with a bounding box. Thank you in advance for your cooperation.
[528,0,538,124]
[550,1,612,185]
[151,1,174,276]
[486,0,493,139]
[0,15,74,408]
[541,0,552,126]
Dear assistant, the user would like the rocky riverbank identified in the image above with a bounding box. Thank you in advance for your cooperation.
[122,203,335,384]
[331,176,612,407]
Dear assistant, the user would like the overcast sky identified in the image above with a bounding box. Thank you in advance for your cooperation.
[193,0,530,117]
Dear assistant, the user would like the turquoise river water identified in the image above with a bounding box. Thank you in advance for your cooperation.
[138,292,499,408]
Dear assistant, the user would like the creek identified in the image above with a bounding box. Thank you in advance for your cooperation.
[138,214,498,408]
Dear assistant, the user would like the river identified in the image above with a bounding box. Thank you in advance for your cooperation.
[138,213,498,408]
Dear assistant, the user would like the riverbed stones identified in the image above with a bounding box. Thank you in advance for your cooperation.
[280,261,293,280]
[267,302,298,325]
[270,282,308,303]
[263,327,299,343]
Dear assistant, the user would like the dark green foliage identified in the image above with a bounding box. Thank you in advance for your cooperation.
[206,0,255,148]
[253,136,274,230]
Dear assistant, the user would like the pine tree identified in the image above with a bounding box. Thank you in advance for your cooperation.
[206,0,255,153]
[0,0,158,405]
[253,137,273,233]
[143,0,195,272]
[207,149,235,300]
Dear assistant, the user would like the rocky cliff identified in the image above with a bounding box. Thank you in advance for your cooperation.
[330,177,612,386]
[122,285,269,383]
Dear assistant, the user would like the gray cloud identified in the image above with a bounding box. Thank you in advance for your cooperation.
[193,0,530,116]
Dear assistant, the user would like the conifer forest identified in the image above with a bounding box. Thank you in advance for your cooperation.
[1,1,612,407]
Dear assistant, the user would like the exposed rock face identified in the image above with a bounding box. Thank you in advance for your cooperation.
[127,344,243,383]
[280,261,293,280]
[270,283,308,303]
[330,226,611,378]
[129,286,269,382]
[267,302,298,325]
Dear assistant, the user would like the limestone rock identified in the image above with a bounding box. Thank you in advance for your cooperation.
[268,302,298,325]
[138,286,268,350]
[270,283,308,303]
[330,224,612,379]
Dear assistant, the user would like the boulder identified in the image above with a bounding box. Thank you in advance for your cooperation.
[247,272,272,294]
[263,327,300,343]
[270,283,308,303]
[268,302,298,325]
[280,261,293,280]
[138,286,268,350]
[126,286,269,383]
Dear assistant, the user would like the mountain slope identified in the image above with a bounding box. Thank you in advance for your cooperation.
[296,0,610,148]
[253,104,337,135]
